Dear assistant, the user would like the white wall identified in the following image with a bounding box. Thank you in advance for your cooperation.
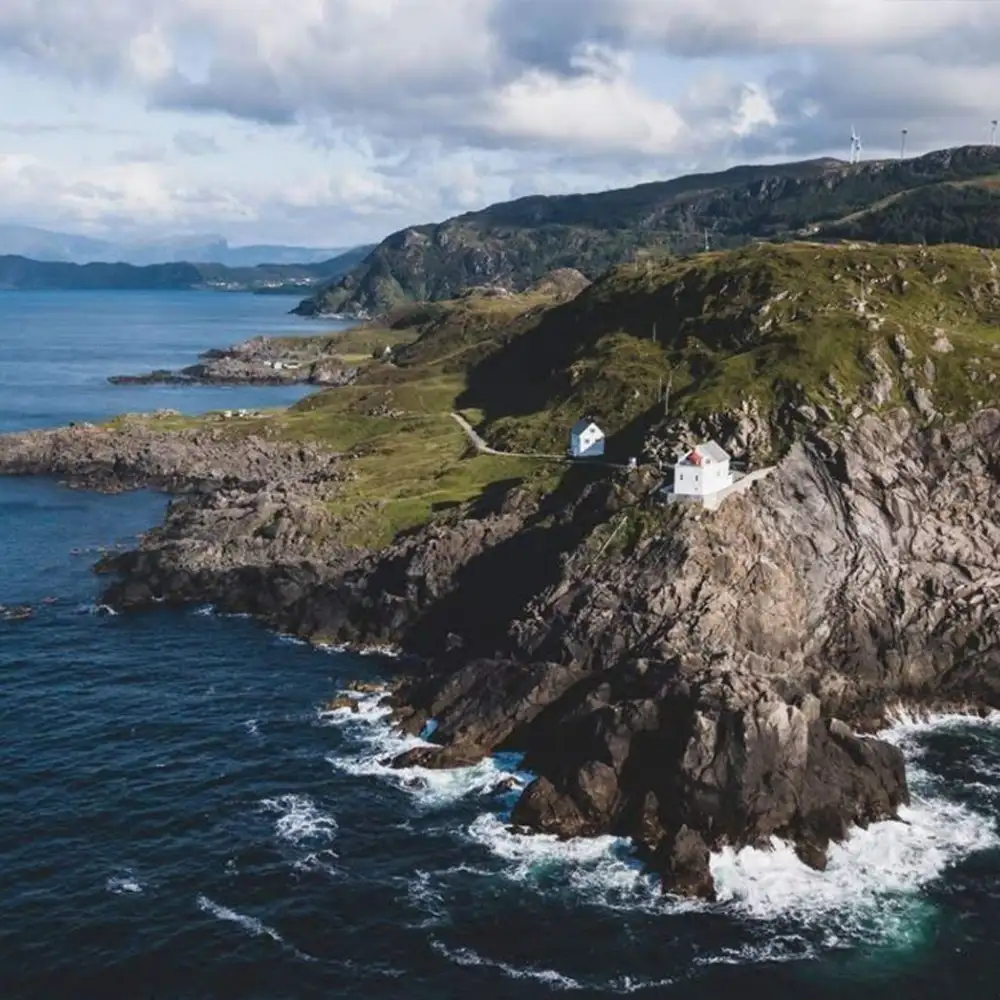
[674,460,731,496]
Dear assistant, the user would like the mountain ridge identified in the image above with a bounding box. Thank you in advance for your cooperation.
[0,224,358,267]
[295,145,1000,318]
[0,245,375,293]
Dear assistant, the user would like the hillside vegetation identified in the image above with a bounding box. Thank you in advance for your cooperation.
[199,276,594,546]
[163,243,1000,547]
[296,145,1000,317]
[234,243,995,546]
[460,242,1000,460]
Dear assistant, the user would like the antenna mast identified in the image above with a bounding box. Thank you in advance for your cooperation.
[900,128,908,159]
[991,120,998,146]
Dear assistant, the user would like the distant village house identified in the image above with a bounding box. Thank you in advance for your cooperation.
[569,418,605,459]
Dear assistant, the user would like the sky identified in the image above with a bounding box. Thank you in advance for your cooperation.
[0,0,998,248]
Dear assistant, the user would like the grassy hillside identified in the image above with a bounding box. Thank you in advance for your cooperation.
[296,145,1000,318]
[176,276,593,546]
[460,242,1000,459]
[168,243,1000,548]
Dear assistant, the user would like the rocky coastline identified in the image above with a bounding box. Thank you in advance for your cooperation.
[108,334,360,387]
[3,401,999,899]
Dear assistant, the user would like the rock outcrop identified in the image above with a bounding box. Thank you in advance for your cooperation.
[108,335,360,387]
[304,404,998,895]
[3,400,1000,898]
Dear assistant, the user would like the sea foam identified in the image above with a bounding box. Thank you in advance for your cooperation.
[323,686,1000,958]
[259,793,338,847]
[320,692,531,809]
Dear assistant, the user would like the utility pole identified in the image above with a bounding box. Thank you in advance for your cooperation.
[652,321,657,344]
[663,366,674,417]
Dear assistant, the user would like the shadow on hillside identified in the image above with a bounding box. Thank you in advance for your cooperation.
[399,462,616,660]
[455,262,772,429]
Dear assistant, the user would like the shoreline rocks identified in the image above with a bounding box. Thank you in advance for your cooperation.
[107,334,360,387]
[2,403,1000,897]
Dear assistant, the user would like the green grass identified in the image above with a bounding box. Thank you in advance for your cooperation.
[102,239,1000,551]
[271,366,565,546]
[460,241,1000,460]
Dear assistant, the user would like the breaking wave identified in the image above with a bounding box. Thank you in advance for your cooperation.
[259,793,338,847]
[76,603,118,616]
[319,684,999,969]
[106,871,143,895]
[319,691,531,809]
[196,895,318,962]
[430,939,584,990]
[197,894,283,943]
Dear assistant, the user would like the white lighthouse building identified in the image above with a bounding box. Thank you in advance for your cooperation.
[672,441,733,498]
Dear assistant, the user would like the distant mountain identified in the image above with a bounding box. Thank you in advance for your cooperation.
[0,224,356,267]
[0,257,204,291]
[0,245,377,293]
[294,145,1000,318]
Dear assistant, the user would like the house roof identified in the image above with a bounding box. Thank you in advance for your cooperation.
[676,439,730,465]
[571,418,603,435]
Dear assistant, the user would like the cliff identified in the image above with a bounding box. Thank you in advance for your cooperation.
[295,145,1000,317]
[5,246,1000,898]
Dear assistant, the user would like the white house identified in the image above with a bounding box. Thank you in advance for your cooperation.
[673,440,733,497]
[569,418,605,459]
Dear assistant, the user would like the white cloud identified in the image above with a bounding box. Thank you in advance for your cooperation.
[608,0,992,52]
[0,1,996,243]
[0,150,255,232]
[128,28,174,83]
[486,63,685,156]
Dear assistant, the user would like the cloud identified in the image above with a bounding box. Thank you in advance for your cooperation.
[0,1,999,242]
[113,142,169,163]
[0,150,253,233]
[173,128,221,155]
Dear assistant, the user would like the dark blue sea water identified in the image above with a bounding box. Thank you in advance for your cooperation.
[2,291,999,999]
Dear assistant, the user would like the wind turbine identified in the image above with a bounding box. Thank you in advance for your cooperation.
[849,125,862,164]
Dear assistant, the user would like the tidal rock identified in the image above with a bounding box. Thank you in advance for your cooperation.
[389,744,485,769]
[653,826,716,901]
[324,695,361,713]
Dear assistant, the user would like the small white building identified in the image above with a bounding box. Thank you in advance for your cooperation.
[673,440,733,497]
[569,418,605,459]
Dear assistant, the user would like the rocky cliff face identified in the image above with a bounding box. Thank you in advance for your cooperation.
[0,420,362,616]
[306,405,999,896]
[22,401,998,898]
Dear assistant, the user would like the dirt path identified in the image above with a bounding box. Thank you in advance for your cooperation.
[450,412,631,468]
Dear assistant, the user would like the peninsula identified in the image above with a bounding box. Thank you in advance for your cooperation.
[5,242,1000,899]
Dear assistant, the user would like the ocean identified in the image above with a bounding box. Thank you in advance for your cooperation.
[1,290,998,999]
